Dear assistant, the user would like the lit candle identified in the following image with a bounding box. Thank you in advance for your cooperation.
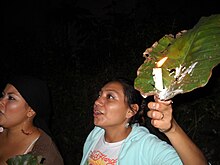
[153,57,168,91]
[153,67,163,91]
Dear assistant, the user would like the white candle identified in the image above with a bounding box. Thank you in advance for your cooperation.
[152,57,168,91]
[153,67,163,91]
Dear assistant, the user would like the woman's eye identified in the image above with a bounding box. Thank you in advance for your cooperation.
[97,93,101,98]
[8,95,15,100]
[107,94,114,99]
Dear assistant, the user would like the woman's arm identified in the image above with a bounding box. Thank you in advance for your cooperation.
[147,97,208,165]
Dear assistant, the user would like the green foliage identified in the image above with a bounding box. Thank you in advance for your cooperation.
[6,154,43,165]
[135,14,220,100]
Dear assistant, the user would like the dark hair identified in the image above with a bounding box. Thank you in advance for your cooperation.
[8,75,52,135]
[105,78,147,126]
[104,78,171,142]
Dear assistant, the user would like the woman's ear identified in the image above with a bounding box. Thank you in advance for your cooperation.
[126,104,139,118]
[131,104,139,114]
[27,107,36,118]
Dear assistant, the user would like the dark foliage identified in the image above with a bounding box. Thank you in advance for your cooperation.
[3,1,220,164]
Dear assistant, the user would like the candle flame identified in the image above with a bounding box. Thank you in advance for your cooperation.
[156,57,168,67]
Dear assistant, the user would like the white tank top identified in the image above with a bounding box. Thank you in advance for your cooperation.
[23,137,39,154]
[87,135,124,165]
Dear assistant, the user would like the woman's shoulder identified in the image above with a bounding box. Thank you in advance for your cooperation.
[37,129,53,143]
[128,124,164,143]
[33,129,59,152]
[31,129,64,165]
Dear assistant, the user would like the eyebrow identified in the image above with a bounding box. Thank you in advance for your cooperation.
[102,88,122,96]
[7,92,16,95]
[3,91,19,95]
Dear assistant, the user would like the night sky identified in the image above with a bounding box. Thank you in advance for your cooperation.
[2,0,220,83]
[3,0,220,42]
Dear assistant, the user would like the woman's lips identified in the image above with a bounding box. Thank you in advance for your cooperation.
[93,109,104,117]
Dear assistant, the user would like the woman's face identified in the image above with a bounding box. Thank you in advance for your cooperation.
[93,81,132,129]
[0,84,30,129]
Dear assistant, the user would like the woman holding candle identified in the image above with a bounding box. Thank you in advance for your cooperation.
[80,78,208,165]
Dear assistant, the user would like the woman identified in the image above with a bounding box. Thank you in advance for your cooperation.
[80,78,208,165]
[0,76,64,165]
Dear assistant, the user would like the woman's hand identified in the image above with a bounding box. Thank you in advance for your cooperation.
[147,96,173,133]
[147,96,208,165]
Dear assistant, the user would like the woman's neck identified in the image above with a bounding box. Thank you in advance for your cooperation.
[104,126,132,143]
[2,126,40,142]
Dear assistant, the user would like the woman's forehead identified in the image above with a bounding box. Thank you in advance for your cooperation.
[4,84,21,95]
[102,82,124,93]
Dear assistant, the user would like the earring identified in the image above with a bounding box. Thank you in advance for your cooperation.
[125,123,129,128]
[21,118,34,135]
[21,128,33,135]
[0,127,3,132]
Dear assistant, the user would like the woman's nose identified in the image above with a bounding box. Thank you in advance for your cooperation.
[95,96,104,106]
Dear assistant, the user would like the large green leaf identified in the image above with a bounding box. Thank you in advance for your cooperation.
[134,14,220,100]
[6,154,43,165]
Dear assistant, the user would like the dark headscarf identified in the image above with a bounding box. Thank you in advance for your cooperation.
[8,75,52,135]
